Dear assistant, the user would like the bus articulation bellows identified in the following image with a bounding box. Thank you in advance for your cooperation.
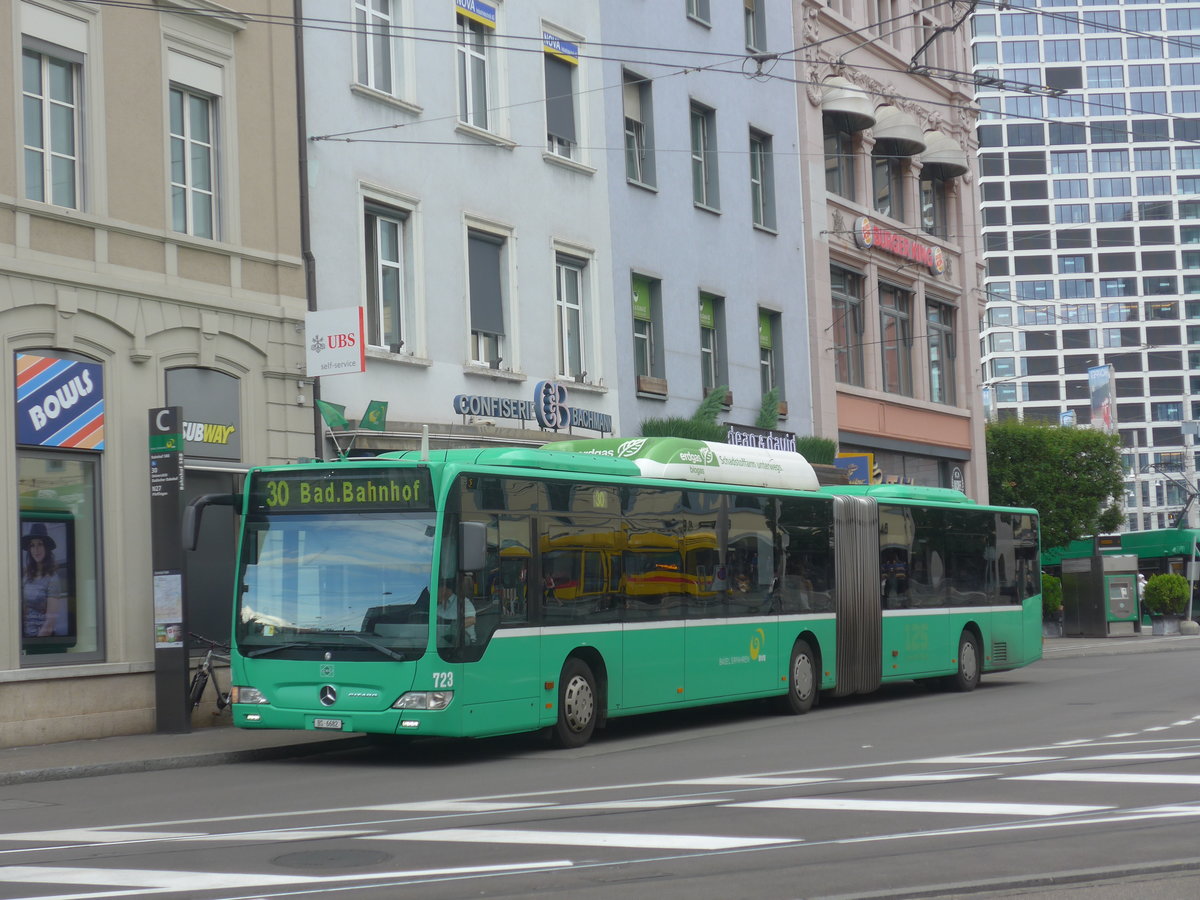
[185,437,1042,748]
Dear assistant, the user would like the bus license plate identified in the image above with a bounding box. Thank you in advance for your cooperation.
[313,718,343,730]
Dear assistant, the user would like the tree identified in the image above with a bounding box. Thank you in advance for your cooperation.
[986,420,1124,551]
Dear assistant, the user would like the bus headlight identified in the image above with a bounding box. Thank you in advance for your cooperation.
[392,691,453,710]
[231,685,269,705]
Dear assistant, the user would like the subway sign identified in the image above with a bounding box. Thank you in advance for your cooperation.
[250,468,434,513]
[853,216,946,276]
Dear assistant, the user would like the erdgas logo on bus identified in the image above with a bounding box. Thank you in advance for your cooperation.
[676,449,712,465]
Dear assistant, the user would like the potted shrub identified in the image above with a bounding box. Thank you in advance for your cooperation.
[1041,573,1063,637]
[1143,573,1189,635]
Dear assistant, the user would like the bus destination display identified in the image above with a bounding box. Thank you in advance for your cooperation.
[250,468,433,512]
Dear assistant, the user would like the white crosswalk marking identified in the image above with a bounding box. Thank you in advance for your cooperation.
[1010,773,1200,785]
[1079,752,1200,761]
[378,827,795,850]
[729,798,1107,816]
[2,829,200,844]
[0,861,572,899]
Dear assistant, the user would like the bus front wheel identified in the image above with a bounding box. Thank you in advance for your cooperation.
[946,631,981,693]
[554,657,597,748]
[778,639,817,715]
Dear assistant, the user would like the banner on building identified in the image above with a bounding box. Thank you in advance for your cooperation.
[1088,364,1116,434]
[16,353,105,449]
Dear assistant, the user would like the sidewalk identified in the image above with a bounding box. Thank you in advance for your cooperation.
[1,632,1196,787]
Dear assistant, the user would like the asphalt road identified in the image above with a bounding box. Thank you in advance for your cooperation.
[3,645,1200,899]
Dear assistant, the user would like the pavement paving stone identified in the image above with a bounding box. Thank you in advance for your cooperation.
[0,632,1195,786]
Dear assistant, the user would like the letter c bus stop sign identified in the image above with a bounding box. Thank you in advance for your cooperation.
[149,406,189,733]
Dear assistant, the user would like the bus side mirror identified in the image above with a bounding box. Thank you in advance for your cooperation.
[183,493,239,551]
[460,521,487,572]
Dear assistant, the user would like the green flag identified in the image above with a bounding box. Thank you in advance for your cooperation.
[315,398,349,429]
[360,400,388,432]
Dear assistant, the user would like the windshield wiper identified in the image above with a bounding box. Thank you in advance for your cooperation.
[342,632,409,661]
[245,640,317,658]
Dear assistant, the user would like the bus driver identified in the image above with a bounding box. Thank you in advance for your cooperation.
[436,579,477,645]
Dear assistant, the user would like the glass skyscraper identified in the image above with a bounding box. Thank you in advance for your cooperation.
[974,0,1200,531]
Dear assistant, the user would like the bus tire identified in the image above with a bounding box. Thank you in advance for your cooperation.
[778,639,817,715]
[553,657,597,748]
[946,630,981,693]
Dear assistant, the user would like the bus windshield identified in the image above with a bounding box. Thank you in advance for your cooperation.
[236,511,436,659]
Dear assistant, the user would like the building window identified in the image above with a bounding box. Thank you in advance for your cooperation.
[544,38,579,159]
[824,118,855,200]
[623,72,654,185]
[691,102,719,209]
[22,46,81,209]
[19,448,101,663]
[699,293,725,396]
[354,0,399,94]
[872,150,904,219]
[831,266,865,386]
[687,0,711,25]
[169,86,217,239]
[745,0,766,52]
[364,202,408,351]
[632,275,665,387]
[749,129,775,229]
[457,7,492,129]
[880,283,913,396]
[555,253,588,380]
[920,172,948,237]
[927,299,956,405]
[758,309,781,396]
[467,229,506,367]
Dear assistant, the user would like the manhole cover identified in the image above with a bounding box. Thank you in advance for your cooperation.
[272,849,392,869]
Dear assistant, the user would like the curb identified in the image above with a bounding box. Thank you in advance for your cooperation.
[0,736,372,787]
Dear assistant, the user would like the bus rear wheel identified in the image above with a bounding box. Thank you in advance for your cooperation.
[945,631,981,693]
[778,639,817,715]
[553,657,597,748]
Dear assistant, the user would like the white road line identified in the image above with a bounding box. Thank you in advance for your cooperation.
[1080,752,1200,761]
[0,861,571,900]
[670,776,835,786]
[362,801,553,813]
[729,798,1107,816]
[190,829,377,841]
[377,827,794,850]
[847,773,1002,783]
[919,755,1062,764]
[552,799,723,811]
[1,830,200,844]
[837,807,1200,845]
[1010,773,1200,785]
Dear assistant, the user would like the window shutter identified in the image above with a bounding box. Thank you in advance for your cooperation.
[468,232,505,336]
[545,55,576,143]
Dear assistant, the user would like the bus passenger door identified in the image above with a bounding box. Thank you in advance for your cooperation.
[451,478,541,735]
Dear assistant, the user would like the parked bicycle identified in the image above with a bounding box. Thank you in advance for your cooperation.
[187,633,230,713]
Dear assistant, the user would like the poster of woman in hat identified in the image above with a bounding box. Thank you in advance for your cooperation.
[21,521,71,643]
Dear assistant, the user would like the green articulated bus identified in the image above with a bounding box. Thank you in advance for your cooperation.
[186,437,1043,748]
